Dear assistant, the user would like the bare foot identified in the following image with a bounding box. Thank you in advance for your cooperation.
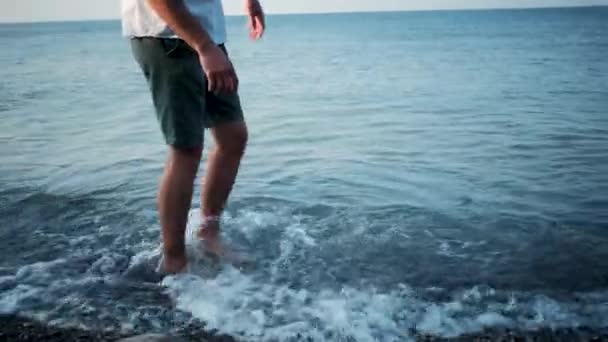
[160,255,188,274]
[197,221,225,257]
[196,221,251,267]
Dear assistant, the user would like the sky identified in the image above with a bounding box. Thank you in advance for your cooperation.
[1,0,606,23]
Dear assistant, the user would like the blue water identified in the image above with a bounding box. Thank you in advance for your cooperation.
[1,7,608,341]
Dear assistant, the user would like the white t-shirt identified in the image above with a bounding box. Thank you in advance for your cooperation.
[121,0,227,44]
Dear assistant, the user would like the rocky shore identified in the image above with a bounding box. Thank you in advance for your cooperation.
[1,314,607,341]
[0,315,236,342]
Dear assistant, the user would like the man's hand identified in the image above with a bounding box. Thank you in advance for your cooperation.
[147,0,238,94]
[246,0,265,40]
[198,44,238,95]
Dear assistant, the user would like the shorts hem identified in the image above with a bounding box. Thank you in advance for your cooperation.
[165,139,203,149]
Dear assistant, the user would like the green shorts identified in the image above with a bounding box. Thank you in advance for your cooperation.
[130,37,244,148]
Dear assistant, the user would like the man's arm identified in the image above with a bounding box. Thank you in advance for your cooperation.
[246,0,265,40]
[147,0,237,94]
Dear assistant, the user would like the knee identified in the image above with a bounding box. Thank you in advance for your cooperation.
[169,146,202,168]
[217,126,248,157]
[174,145,202,158]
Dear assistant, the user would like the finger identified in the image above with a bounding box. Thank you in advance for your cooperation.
[207,72,216,93]
[247,15,253,31]
[250,13,258,30]
[233,71,239,91]
[249,14,257,30]
[225,66,236,93]
[214,73,225,94]
[230,69,239,92]
[255,16,265,38]
[249,16,258,40]
[223,72,235,93]
[227,62,239,92]
[222,73,232,94]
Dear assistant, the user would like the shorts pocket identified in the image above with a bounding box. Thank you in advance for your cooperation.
[160,39,196,58]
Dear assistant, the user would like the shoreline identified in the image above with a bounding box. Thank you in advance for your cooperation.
[1,314,606,341]
[0,315,237,342]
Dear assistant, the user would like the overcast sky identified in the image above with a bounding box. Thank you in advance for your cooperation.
[1,0,606,23]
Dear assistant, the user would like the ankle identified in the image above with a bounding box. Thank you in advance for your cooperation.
[198,215,220,238]
[163,245,186,260]
[201,214,220,229]
[162,256,187,274]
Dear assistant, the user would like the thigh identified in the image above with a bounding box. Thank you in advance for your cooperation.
[131,37,206,148]
[204,45,245,129]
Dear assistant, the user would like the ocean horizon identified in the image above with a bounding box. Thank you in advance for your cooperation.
[1,4,607,25]
[1,6,607,341]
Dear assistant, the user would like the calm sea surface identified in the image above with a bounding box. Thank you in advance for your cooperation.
[1,7,607,341]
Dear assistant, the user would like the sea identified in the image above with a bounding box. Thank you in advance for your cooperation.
[1,6,607,341]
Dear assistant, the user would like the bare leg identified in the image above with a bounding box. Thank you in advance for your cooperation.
[199,121,248,249]
[158,146,202,273]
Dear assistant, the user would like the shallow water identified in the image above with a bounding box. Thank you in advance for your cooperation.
[1,7,608,341]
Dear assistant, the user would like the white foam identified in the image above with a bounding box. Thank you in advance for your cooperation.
[162,266,531,341]
[416,300,512,337]
[163,269,410,341]
[158,208,608,341]
[88,253,121,274]
[528,295,583,328]
[68,235,97,246]
[15,259,68,283]
[184,209,203,245]
[184,208,287,243]
[128,245,162,269]
[4,206,607,340]
[436,239,483,259]
[0,284,40,314]
[0,275,16,289]
[163,265,608,341]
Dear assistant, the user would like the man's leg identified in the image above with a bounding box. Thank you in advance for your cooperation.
[159,146,202,273]
[130,38,208,271]
[199,121,248,244]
